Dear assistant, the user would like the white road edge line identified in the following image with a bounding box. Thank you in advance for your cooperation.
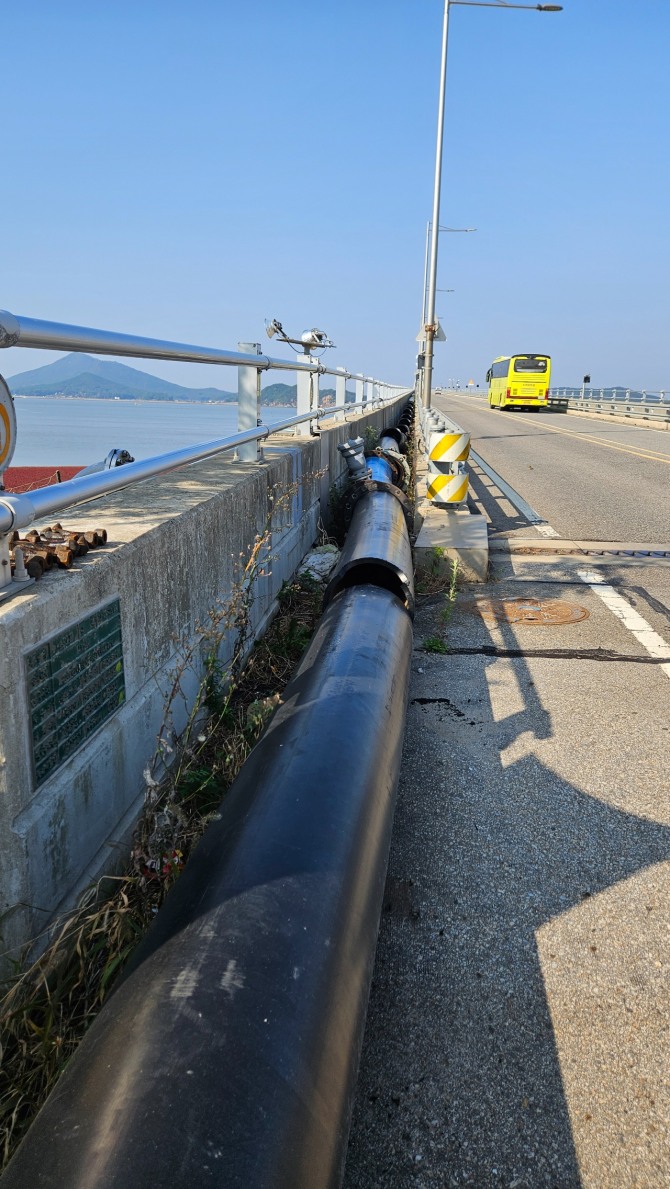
[469,450,561,538]
[577,570,670,681]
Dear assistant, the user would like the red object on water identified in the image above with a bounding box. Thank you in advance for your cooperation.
[2,466,82,493]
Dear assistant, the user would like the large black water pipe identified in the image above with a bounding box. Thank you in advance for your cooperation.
[325,488,414,617]
[2,582,413,1189]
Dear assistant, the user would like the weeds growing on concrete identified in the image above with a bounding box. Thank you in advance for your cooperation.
[421,559,459,653]
[441,557,459,625]
[0,479,327,1170]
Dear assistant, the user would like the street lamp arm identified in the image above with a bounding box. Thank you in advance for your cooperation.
[450,2,562,8]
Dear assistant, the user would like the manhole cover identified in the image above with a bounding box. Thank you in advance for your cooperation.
[473,596,590,626]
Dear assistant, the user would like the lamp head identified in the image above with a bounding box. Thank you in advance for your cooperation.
[301,328,334,348]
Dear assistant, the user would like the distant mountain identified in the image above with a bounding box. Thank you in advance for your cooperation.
[7,354,352,407]
[8,353,238,402]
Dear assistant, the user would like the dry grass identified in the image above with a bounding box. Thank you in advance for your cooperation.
[0,526,324,1168]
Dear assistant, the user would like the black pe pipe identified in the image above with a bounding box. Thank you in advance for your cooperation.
[325,489,414,617]
[2,584,413,1189]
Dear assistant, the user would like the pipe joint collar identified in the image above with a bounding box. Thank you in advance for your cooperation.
[0,493,36,535]
[0,311,20,349]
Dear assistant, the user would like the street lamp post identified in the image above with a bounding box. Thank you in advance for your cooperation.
[422,0,562,409]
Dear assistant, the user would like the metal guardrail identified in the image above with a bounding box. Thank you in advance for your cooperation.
[548,390,670,425]
[0,308,409,589]
[0,310,394,385]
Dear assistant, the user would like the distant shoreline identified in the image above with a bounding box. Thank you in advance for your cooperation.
[12,394,297,409]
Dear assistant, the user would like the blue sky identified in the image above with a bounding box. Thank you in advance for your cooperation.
[2,0,669,390]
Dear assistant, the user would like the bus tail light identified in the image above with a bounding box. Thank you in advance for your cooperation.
[506,388,511,399]
[544,388,549,398]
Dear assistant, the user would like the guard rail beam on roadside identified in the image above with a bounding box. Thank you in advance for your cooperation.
[548,390,670,426]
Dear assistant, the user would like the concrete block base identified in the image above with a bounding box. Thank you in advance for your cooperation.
[414,502,489,583]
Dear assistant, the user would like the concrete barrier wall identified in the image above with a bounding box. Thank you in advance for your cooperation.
[0,400,405,963]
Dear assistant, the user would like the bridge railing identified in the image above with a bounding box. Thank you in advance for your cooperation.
[0,308,409,543]
[548,387,670,426]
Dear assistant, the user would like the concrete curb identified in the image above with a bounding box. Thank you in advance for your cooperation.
[414,498,488,583]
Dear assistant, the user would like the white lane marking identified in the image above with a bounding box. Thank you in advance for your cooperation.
[469,449,560,536]
[577,570,670,680]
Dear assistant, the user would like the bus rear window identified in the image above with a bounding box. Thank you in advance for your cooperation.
[514,357,548,373]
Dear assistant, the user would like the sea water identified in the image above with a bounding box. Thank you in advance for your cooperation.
[11,397,296,467]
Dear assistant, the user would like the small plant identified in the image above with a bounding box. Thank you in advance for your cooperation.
[429,545,443,575]
[440,558,459,627]
[363,425,380,452]
[423,636,449,654]
[327,480,351,545]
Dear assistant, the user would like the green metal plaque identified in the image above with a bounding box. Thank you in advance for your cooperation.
[26,600,125,785]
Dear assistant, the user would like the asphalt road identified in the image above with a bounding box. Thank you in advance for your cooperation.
[436,394,670,544]
[343,402,670,1189]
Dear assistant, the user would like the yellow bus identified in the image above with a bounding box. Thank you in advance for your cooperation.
[486,354,551,410]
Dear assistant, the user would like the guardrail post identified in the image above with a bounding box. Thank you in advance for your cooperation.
[296,354,311,419]
[297,356,319,434]
[336,367,347,420]
[355,375,364,407]
[364,378,373,407]
[312,367,320,427]
[237,342,262,462]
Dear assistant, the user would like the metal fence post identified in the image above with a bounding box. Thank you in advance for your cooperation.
[297,354,311,419]
[237,342,262,462]
[312,367,320,428]
[336,367,347,420]
[356,374,364,407]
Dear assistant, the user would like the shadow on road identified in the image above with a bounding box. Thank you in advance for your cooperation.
[344,597,670,1188]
